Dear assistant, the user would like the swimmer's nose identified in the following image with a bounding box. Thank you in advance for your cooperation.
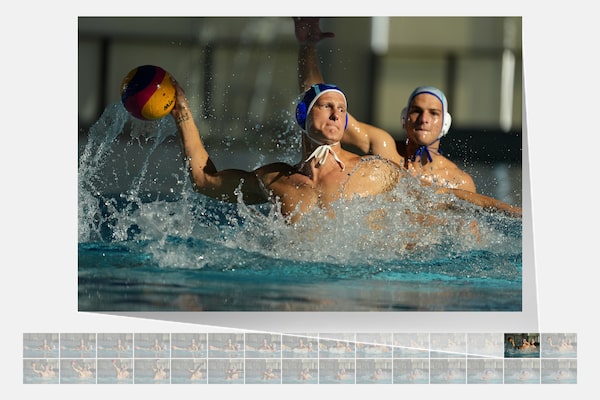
[330,109,344,122]
[415,112,426,124]
[419,111,435,125]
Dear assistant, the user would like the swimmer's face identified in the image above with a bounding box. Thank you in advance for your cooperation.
[405,93,444,144]
[308,91,347,143]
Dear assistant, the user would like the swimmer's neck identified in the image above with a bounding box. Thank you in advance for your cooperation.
[296,155,346,178]
[405,139,441,165]
[298,135,348,176]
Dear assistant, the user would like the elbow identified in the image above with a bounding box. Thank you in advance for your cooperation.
[189,172,206,192]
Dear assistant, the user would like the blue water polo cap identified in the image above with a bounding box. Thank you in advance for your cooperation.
[401,86,452,137]
[296,83,348,131]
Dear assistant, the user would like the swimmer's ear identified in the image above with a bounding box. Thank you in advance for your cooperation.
[440,112,452,137]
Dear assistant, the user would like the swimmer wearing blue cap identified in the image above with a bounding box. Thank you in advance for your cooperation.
[169,75,402,224]
[295,82,349,171]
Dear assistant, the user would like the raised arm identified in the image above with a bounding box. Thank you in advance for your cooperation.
[170,80,268,204]
[294,17,334,92]
[294,17,401,166]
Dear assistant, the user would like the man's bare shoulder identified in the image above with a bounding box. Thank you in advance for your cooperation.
[254,162,304,186]
[255,162,297,175]
[435,154,462,169]
[344,155,403,194]
[435,156,476,191]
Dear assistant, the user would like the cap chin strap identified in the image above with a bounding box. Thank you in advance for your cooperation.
[414,145,433,163]
[409,138,442,163]
[302,134,345,171]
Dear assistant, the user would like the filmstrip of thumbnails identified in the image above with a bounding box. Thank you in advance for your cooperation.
[23,332,576,384]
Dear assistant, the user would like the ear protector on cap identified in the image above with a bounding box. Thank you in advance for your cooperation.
[401,86,452,138]
[296,83,348,131]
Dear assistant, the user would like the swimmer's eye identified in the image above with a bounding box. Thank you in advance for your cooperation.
[408,107,421,116]
[316,103,346,114]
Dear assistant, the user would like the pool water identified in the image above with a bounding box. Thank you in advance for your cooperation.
[78,105,522,312]
[394,372,429,384]
[503,369,540,384]
[504,346,541,358]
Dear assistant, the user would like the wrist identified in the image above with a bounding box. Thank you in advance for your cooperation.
[175,112,191,125]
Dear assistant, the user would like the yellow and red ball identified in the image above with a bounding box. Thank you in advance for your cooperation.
[120,65,176,120]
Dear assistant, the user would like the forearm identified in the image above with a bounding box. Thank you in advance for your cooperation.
[444,188,522,217]
[343,118,402,166]
[298,44,324,92]
[174,109,217,189]
[342,117,373,155]
[295,17,331,92]
[174,112,266,203]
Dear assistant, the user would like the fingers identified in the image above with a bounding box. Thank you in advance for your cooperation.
[169,75,184,94]
[293,17,335,44]
[168,76,191,119]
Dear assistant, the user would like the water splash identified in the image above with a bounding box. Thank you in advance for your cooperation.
[78,104,521,281]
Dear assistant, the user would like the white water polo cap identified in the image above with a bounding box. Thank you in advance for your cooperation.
[401,86,452,138]
[296,83,348,131]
